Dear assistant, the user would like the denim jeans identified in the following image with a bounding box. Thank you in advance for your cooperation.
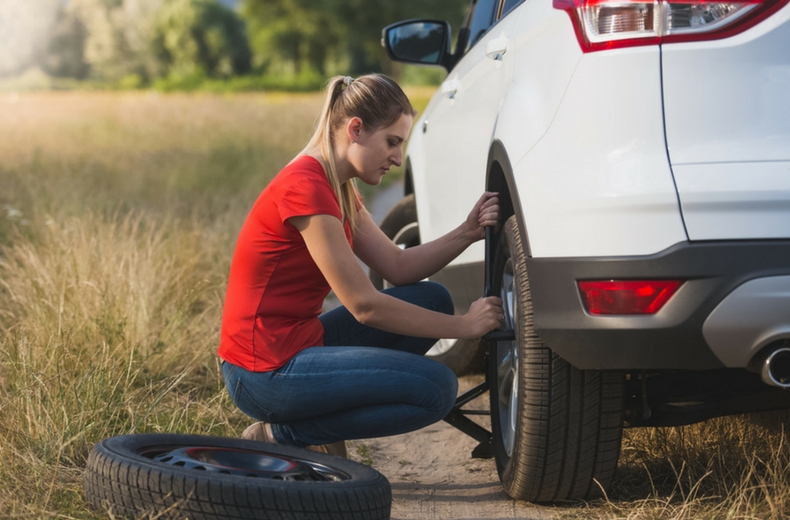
[221,281,459,447]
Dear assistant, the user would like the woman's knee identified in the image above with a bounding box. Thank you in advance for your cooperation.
[425,362,459,420]
[425,282,455,314]
[384,281,454,316]
[418,281,454,316]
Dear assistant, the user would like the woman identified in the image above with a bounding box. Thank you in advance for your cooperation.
[219,74,502,457]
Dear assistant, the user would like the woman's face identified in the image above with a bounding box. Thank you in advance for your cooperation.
[348,113,413,185]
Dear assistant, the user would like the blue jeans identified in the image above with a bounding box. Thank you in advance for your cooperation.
[221,281,458,447]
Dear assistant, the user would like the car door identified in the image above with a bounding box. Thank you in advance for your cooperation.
[417,0,521,268]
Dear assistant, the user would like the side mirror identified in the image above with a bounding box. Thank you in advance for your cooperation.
[382,20,452,70]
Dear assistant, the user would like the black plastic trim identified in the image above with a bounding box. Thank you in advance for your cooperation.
[486,140,530,257]
[526,240,790,370]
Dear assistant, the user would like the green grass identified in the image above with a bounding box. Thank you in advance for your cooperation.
[355,443,375,467]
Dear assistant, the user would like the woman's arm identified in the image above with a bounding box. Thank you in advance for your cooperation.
[354,192,499,287]
[290,213,502,339]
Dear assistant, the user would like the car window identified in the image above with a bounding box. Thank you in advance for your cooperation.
[465,0,500,52]
[501,0,523,16]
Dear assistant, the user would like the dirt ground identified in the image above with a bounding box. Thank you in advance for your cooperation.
[347,375,568,520]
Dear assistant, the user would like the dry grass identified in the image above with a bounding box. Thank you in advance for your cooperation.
[0,91,325,518]
[0,91,324,237]
[0,214,233,518]
[559,413,790,519]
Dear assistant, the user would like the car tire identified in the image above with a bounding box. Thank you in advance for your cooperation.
[84,433,391,520]
[488,215,624,502]
[370,193,485,376]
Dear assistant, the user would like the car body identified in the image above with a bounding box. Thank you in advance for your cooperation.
[380,0,790,502]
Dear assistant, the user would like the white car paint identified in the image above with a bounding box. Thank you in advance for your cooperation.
[663,2,790,240]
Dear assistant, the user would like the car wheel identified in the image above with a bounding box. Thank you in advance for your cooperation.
[370,193,485,376]
[488,215,624,502]
[84,433,391,520]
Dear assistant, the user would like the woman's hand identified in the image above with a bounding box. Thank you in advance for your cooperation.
[461,296,504,338]
[464,192,500,243]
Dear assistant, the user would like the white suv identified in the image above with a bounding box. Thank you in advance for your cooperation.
[380,0,790,502]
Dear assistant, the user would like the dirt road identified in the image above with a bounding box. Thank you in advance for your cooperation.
[347,375,566,520]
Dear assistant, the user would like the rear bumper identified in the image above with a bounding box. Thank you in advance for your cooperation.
[527,240,790,370]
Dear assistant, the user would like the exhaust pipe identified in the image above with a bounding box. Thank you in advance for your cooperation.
[761,347,790,389]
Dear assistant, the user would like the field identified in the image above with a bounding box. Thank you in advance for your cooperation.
[0,91,788,519]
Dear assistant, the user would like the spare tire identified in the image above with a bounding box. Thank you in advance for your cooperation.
[84,433,391,520]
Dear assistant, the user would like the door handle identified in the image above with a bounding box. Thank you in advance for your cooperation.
[441,79,459,99]
[486,37,508,61]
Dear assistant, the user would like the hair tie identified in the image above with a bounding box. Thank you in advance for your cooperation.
[343,76,354,88]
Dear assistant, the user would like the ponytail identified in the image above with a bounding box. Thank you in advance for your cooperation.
[299,74,415,232]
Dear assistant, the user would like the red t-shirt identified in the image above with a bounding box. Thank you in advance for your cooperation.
[218,156,354,371]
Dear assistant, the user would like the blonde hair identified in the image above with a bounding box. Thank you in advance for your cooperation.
[300,73,416,231]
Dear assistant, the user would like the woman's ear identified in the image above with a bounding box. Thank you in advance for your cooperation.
[346,116,363,144]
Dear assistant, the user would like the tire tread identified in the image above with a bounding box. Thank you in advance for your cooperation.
[491,216,624,503]
[85,434,391,520]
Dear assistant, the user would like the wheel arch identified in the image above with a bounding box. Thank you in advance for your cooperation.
[486,140,532,258]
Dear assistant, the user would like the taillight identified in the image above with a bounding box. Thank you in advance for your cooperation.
[578,279,683,315]
[554,0,789,51]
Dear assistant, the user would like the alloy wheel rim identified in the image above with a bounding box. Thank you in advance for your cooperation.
[139,445,350,482]
[497,257,518,457]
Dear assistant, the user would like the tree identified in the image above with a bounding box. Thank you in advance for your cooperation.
[241,0,342,75]
[151,0,252,79]
[241,0,467,78]
[38,3,90,79]
[69,0,164,81]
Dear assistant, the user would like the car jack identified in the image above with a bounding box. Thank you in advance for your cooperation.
[442,329,514,459]
[441,227,515,459]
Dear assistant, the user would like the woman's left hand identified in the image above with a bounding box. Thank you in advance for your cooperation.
[464,191,500,242]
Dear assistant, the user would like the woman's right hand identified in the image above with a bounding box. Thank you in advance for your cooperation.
[462,296,504,338]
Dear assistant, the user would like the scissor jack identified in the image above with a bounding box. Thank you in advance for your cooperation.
[441,227,514,459]
[442,329,514,459]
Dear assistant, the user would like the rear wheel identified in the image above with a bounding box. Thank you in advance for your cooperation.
[370,194,485,375]
[489,215,624,502]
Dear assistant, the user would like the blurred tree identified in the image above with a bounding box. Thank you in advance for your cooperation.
[241,0,341,76]
[241,0,467,78]
[70,0,164,81]
[151,0,252,79]
[37,3,91,79]
[5,0,468,85]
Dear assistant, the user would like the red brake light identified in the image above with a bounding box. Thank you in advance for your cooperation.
[554,0,789,52]
[578,280,683,315]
